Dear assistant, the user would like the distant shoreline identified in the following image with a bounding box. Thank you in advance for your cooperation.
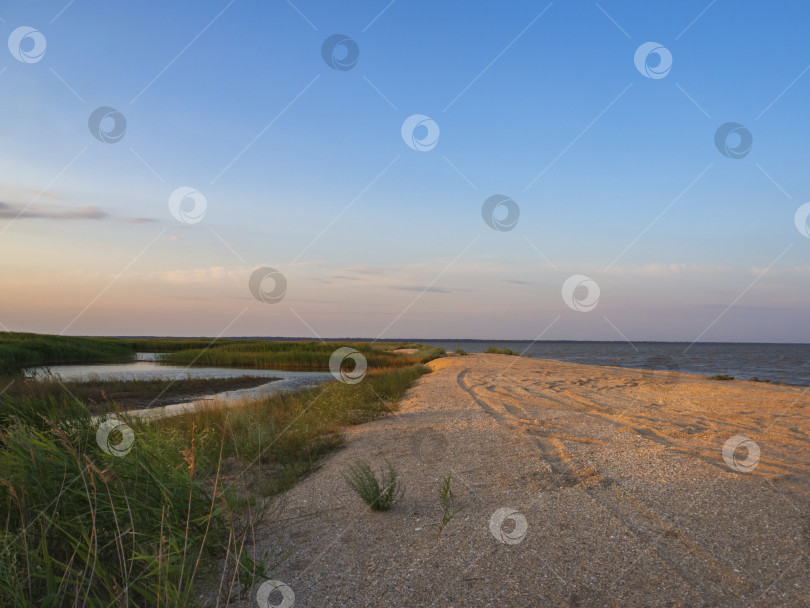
[101,336,810,345]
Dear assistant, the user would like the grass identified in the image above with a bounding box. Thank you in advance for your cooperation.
[436,473,462,538]
[0,332,135,375]
[0,361,431,606]
[485,346,521,356]
[157,340,443,371]
[0,400,259,606]
[343,459,403,512]
[0,333,445,377]
[709,374,735,381]
[0,375,277,413]
[120,338,244,352]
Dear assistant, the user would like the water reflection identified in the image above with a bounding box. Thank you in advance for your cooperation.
[25,354,334,419]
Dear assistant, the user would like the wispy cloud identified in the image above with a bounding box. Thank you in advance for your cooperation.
[389,285,454,294]
[0,202,107,220]
[0,201,158,224]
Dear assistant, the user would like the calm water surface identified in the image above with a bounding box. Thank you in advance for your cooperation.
[424,341,810,386]
[26,353,334,407]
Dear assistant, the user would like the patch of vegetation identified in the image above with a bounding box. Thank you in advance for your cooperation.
[157,340,443,371]
[0,357,428,605]
[0,404,263,606]
[120,337,244,352]
[0,332,135,375]
[436,473,463,538]
[709,374,735,381]
[455,349,467,356]
[485,346,521,356]
[343,458,403,512]
[0,333,445,376]
[0,374,277,413]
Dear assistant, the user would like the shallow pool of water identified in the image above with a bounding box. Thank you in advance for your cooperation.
[25,355,334,418]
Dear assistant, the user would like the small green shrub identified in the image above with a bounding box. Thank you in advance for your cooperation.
[436,473,462,538]
[485,347,520,356]
[455,349,467,356]
[709,374,735,381]
[343,459,403,511]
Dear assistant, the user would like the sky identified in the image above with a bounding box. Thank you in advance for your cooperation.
[1,0,809,341]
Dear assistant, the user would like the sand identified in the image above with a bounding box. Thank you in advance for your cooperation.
[245,354,810,607]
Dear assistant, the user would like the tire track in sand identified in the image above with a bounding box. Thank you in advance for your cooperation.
[457,367,753,603]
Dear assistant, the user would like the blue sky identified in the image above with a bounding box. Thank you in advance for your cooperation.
[1,0,809,341]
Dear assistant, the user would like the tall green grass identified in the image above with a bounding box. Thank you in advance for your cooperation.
[0,396,260,606]
[0,374,275,413]
[0,333,444,376]
[158,341,443,371]
[121,337,243,352]
[0,364,429,606]
[0,333,135,375]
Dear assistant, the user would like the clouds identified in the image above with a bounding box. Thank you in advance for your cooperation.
[0,201,158,224]
[0,202,107,221]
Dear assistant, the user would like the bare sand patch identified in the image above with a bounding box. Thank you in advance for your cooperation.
[246,354,810,607]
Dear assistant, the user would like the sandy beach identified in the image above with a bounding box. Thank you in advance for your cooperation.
[251,353,810,607]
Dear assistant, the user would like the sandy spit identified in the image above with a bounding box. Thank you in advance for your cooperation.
[236,354,810,607]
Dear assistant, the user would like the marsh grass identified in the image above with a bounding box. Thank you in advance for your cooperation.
[485,346,521,356]
[343,459,403,511]
[0,374,276,412]
[0,363,429,606]
[121,337,244,352]
[0,332,134,375]
[0,333,444,377]
[0,407,263,607]
[157,341,444,371]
